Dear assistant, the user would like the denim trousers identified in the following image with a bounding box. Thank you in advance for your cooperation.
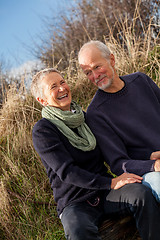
[142,171,160,203]
[60,183,160,240]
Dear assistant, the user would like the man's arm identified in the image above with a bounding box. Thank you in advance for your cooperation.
[86,111,155,176]
[142,73,160,172]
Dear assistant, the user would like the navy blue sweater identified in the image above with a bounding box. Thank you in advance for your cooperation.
[86,72,160,176]
[32,118,112,216]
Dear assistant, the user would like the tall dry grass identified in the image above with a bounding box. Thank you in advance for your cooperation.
[102,11,160,80]
[0,12,160,240]
[0,83,65,239]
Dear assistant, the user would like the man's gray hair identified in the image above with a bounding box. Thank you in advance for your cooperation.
[31,68,60,100]
[78,40,111,62]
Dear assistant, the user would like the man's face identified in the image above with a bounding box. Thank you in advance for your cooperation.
[40,72,72,111]
[79,47,115,91]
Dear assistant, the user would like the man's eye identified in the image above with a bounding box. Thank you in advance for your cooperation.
[51,85,56,89]
[86,71,91,76]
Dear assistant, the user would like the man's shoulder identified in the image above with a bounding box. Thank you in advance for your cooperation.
[122,72,153,89]
[87,72,150,114]
[121,71,146,82]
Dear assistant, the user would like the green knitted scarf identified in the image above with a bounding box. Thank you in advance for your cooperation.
[42,101,96,151]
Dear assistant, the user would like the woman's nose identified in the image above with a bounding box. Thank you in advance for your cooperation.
[58,86,65,91]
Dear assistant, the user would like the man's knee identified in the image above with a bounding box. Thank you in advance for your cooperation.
[126,183,156,209]
[130,183,152,198]
[120,183,153,207]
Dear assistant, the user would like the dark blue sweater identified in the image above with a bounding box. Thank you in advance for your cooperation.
[86,72,160,176]
[32,118,112,216]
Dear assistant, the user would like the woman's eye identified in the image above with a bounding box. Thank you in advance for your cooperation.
[51,85,56,89]
[60,80,66,85]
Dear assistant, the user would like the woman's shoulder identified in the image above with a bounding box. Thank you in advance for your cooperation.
[33,118,58,132]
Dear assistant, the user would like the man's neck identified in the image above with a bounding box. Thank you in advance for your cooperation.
[103,76,124,93]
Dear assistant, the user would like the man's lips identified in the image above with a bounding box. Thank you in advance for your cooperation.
[95,75,107,85]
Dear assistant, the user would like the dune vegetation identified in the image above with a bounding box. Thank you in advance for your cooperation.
[0,0,159,239]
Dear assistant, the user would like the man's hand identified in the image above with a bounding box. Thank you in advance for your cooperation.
[150,151,160,171]
[150,151,160,160]
[111,173,143,190]
[154,160,160,171]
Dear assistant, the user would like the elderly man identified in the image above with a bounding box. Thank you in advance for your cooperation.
[78,40,160,203]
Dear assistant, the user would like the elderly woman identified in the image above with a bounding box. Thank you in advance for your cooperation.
[31,68,160,240]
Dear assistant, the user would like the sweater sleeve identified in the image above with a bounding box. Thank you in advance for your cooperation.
[86,110,155,176]
[32,120,111,190]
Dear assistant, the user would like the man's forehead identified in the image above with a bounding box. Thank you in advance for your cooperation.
[80,54,107,71]
[80,54,98,67]
[80,60,100,71]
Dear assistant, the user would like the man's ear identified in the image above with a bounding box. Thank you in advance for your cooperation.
[37,97,48,106]
[110,54,115,67]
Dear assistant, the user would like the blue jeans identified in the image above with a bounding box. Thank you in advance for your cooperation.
[60,183,160,240]
[142,172,160,203]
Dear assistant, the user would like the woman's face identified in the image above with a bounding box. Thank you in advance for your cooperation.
[40,72,72,111]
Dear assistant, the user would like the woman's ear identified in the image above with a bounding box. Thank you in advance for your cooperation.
[37,97,48,106]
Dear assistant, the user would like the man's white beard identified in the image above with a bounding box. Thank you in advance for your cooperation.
[96,68,115,91]
[98,77,113,90]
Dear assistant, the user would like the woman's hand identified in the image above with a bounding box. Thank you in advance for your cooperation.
[111,173,143,190]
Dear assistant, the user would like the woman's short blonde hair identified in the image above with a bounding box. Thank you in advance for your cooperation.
[31,68,60,100]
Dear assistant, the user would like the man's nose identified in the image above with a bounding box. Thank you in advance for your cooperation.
[93,70,100,80]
